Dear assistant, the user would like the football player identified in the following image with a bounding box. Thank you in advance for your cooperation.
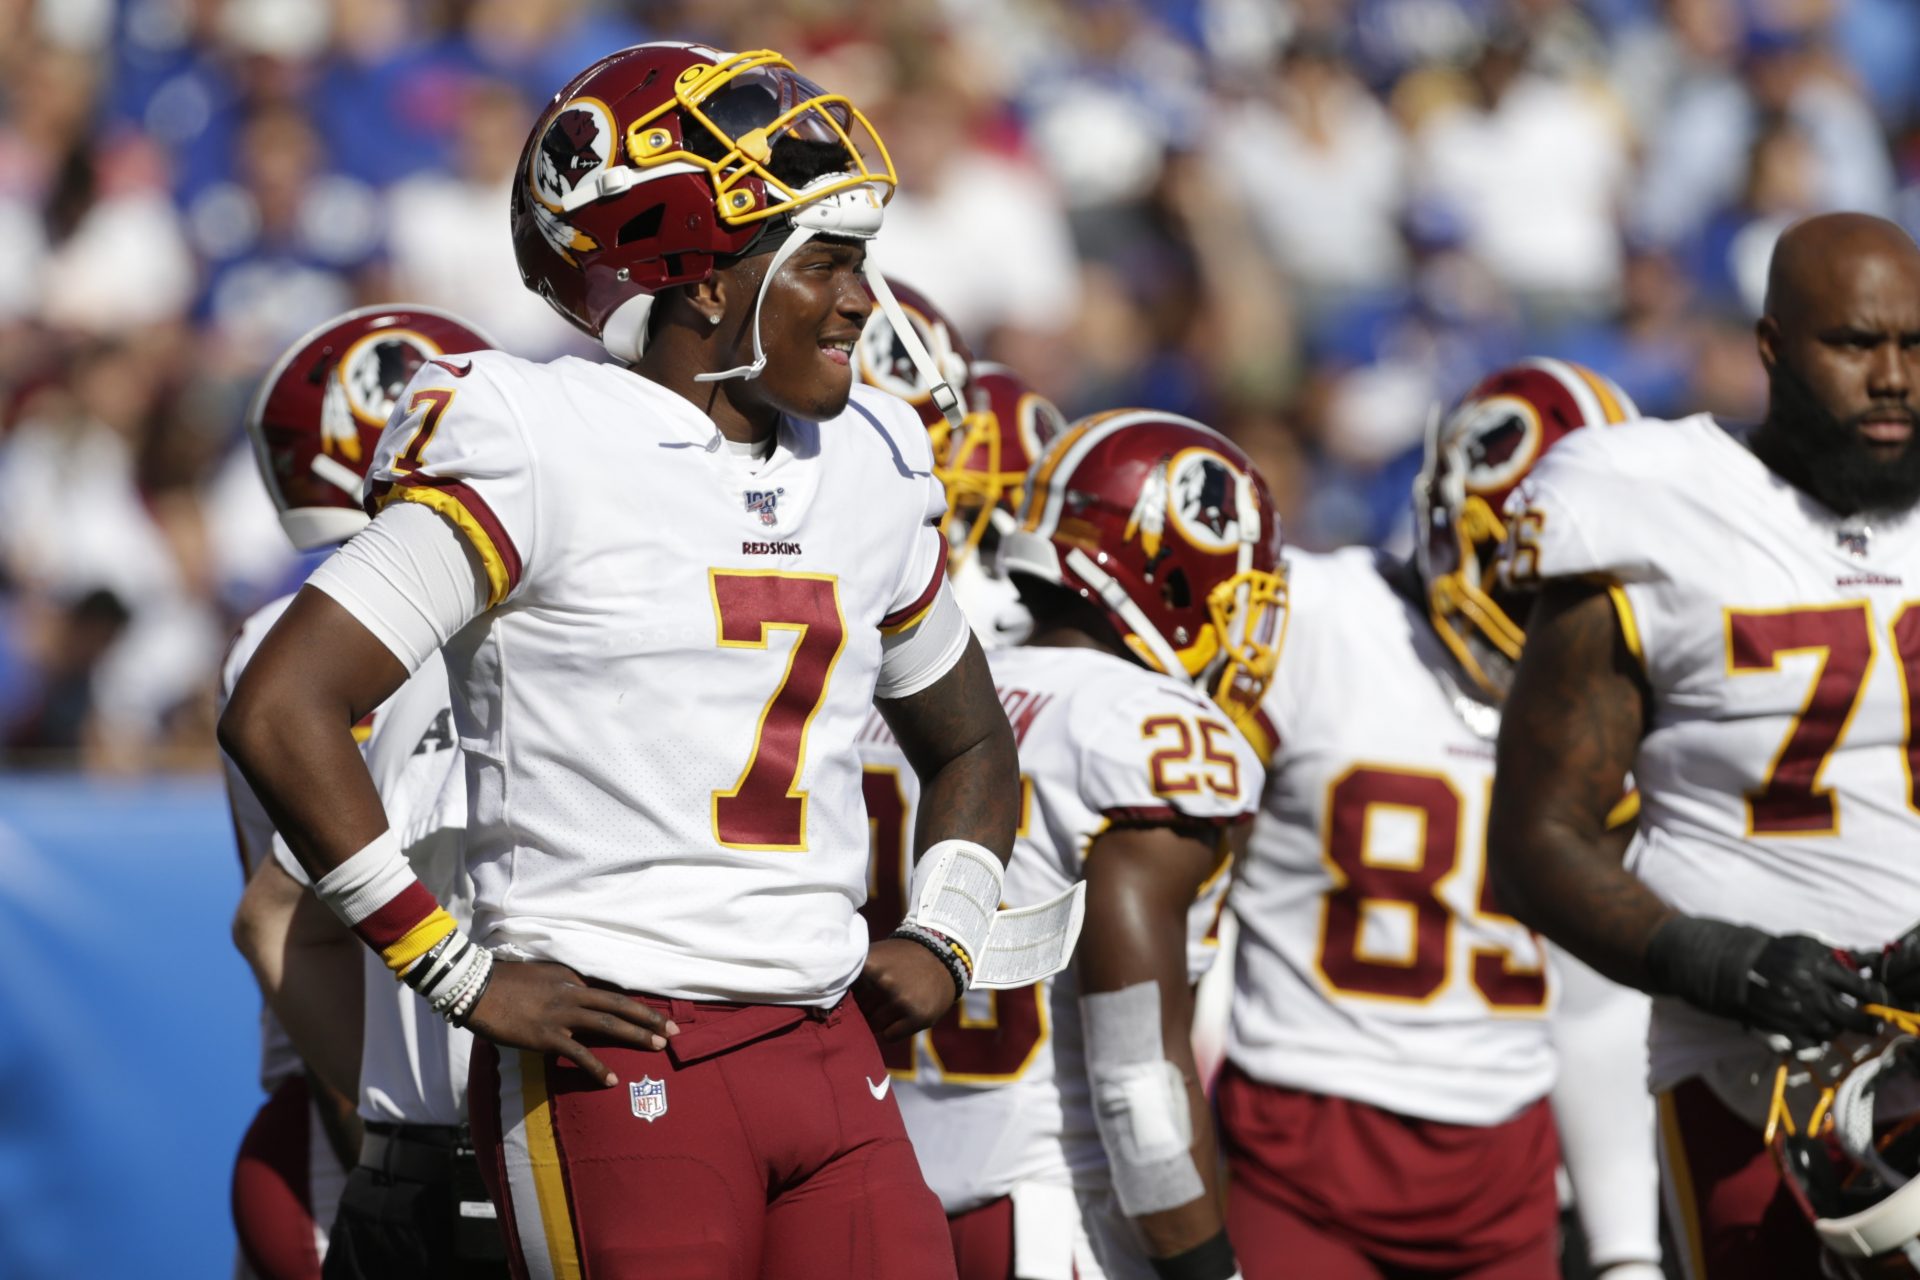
[860,409,1282,1280]
[223,305,492,1280]
[226,305,509,1278]
[858,284,1065,645]
[1220,359,1665,1279]
[220,43,1023,1280]
[1487,211,1920,1278]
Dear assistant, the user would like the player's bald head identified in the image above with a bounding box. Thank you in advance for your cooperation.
[1753,213,1920,517]
[1763,213,1920,330]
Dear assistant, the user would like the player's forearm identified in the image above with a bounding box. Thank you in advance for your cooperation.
[1080,827,1235,1266]
[1489,583,1666,988]
[234,862,366,1095]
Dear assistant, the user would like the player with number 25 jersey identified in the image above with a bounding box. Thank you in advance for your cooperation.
[863,409,1281,1280]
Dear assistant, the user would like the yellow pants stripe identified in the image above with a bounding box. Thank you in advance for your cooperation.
[499,1051,583,1280]
[1656,1090,1711,1280]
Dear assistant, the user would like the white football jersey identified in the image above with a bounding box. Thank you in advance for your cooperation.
[337,652,467,1126]
[1513,414,1920,1089]
[1229,548,1555,1126]
[220,594,308,1093]
[360,352,950,1005]
[228,592,472,1123]
[859,645,1259,1213]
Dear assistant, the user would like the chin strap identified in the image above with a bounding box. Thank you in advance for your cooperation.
[693,223,820,384]
[687,179,966,436]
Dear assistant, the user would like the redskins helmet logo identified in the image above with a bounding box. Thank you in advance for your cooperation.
[1446,394,1543,497]
[321,329,439,462]
[528,98,614,264]
[857,304,966,403]
[1167,449,1240,551]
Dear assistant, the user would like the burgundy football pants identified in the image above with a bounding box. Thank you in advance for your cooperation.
[1217,1063,1561,1279]
[469,993,957,1280]
[1656,1077,1821,1280]
[233,1074,348,1280]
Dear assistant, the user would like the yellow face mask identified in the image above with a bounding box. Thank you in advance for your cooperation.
[623,50,897,227]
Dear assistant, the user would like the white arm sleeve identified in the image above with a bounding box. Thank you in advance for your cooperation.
[875,578,971,700]
[307,502,489,674]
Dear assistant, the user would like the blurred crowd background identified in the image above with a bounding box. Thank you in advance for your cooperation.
[1,0,1916,771]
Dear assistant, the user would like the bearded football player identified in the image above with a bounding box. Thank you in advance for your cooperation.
[858,410,1281,1280]
[858,284,1065,647]
[1220,358,1665,1280]
[1489,212,1920,1278]
[221,43,1027,1280]
[223,305,494,1280]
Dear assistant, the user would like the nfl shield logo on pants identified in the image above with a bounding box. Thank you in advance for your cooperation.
[630,1076,667,1123]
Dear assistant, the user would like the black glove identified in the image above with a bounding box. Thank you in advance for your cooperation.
[1644,916,1885,1048]
[1851,921,1920,1005]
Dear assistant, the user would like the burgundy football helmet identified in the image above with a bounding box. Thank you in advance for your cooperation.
[1765,1010,1920,1277]
[247,305,495,550]
[1414,357,1637,696]
[948,362,1067,530]
[1000,410,1286,733]
[511,42,897,366]
[856,280,975,444]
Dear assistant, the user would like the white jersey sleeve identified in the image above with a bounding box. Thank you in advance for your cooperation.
[1074,677,1263,834]
[363,352,539,610]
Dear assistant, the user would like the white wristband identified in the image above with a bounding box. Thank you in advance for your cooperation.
[900,838,1005,974]
[312,828,411,928]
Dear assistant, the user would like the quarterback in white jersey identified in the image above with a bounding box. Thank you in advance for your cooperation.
[862,409,1282,1280]
[221,43,1022,1280]
[857,282,1065,648]
[223,305,495,1280]
[1223,359,1662,1280]
[1489,214,1920,1279]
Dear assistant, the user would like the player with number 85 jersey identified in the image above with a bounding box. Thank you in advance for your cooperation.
[1222,359,1647,1280]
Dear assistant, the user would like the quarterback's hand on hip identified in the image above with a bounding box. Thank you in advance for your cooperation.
[855,939,959,1042]
[464,959,678,1087]
[1646,916,1885,1049]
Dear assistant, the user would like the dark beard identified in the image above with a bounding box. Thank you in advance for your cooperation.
[1752,363,1920,518]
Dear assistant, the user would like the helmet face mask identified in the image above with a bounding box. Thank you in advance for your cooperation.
[1413,358,1638,698]
[943,365,1067,567]
[247,306,495,551]
[1768,1017,1920,1277]
[1000,410,1287,740]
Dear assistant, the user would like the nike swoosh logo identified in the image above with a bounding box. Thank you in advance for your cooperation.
[431,358,473,377]
[866,1074,892,1100]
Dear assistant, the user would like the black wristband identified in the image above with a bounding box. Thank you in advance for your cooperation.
[889,924,969,1000]
[1149,1230,1237,1280]
[1644,916,1769,1019]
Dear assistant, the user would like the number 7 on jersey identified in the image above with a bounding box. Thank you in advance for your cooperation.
[709,571,848,851]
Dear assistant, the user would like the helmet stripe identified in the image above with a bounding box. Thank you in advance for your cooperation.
[1524,357,1605,431]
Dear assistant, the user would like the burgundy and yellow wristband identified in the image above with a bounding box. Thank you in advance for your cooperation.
[312,829,457,975]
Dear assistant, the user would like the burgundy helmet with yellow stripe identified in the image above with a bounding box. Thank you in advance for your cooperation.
[1414,357,1638,697]
[946,362,1067,564]
[1000,409,1286,739]
[246,305,495,551]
